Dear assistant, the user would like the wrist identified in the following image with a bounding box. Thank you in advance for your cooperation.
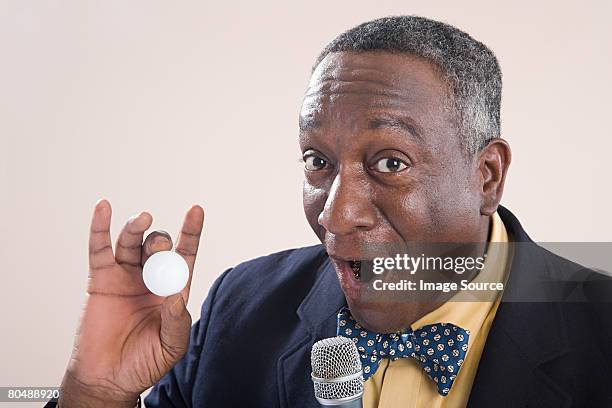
[58,373,140,408]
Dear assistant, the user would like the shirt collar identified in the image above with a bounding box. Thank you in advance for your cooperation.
[409,212,512,341]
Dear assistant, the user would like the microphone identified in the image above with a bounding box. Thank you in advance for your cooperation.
[310,336,364,407]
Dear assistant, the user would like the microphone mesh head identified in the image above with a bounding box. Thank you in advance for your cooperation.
[311,336,364,402]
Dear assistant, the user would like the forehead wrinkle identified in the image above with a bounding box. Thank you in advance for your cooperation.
[304,89,417,102]
[306,77,397,96]
[314,62,400,79]
[300,91,435,131]
[307,74,402,98]
[305,75,438,107]
[303,90,424,106]
[308,53,449,106]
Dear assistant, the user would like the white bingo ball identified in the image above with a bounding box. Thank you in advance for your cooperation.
[142,251,189,297]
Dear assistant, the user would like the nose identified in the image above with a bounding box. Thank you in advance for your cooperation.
[318,171,377,235]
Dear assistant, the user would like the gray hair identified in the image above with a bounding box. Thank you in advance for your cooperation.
[314,16,502,155]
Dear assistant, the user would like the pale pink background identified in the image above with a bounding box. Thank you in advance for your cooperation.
[1,1,611,407]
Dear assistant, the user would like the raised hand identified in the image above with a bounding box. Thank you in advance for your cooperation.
[58,200,204,407]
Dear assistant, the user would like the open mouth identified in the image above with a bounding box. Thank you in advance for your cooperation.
[329,255,374,286]
[349,260,362,280]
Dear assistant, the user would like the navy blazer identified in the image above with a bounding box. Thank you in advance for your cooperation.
[47,207,612,407]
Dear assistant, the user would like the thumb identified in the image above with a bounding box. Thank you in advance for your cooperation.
[160,293,192,364]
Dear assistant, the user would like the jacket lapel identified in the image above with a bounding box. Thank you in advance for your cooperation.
[468,207,572,407]
[277,258,346,408]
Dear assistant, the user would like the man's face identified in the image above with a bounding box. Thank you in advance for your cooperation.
[299,51,489,332]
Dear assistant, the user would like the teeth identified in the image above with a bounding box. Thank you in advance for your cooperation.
[349,260,361,279]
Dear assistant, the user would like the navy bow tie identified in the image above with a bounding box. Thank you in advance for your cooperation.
[336,308,470,396]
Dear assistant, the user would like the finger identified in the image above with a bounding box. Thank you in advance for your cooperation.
[175,205,205,302]
[160,293,192,365]
[115,211,153,269]
[89,199,115,272]
[141,230,174,266]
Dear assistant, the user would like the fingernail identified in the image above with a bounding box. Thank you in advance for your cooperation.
[152,235,170,245]
[95,199,109,213]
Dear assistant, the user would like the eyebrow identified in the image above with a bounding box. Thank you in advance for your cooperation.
[368,114,424,141]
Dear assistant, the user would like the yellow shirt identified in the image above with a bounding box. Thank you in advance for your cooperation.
[364,212,512,408]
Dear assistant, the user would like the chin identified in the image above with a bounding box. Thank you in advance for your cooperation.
[344,297,408,334]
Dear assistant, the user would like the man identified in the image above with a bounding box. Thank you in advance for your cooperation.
[49,16,612,407]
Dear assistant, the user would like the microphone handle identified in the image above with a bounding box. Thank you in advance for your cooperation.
[319,398,362,408]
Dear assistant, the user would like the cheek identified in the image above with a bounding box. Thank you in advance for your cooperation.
[428,184,482,241]
[428,162,483,234]
[379,189,440,240]
[375,174,479,242]
[302,181,328,239]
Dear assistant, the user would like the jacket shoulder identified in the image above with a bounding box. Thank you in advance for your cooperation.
[535,243,612,302]
[225,244,327,283]
[208,244,330,313]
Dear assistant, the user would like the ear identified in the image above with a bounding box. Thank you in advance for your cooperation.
[477,138,512,216]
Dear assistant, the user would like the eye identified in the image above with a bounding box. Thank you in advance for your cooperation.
[373,157,409,173]
[303,154,328,171]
